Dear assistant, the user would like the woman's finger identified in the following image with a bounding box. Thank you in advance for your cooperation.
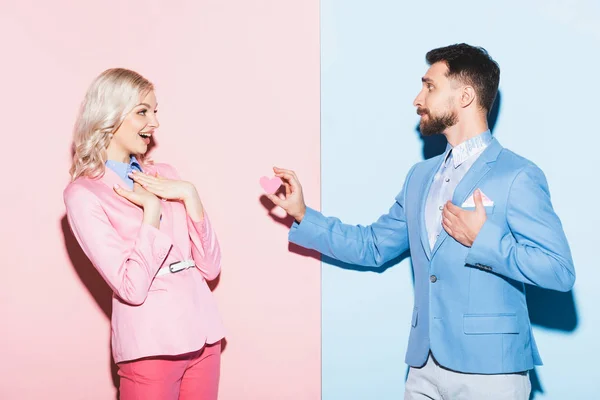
[147,186,167,198]
[130,172,157,185]
[114,184,140,205]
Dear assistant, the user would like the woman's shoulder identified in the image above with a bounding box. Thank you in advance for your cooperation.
[63,176,102,205]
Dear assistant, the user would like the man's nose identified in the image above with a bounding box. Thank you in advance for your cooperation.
[413,91,424,108]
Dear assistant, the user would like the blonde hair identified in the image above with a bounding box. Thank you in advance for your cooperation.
[70,68,154,180]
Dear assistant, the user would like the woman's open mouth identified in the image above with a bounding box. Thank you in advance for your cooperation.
[139,132,152,145]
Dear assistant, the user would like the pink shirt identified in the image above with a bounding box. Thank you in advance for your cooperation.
[64,162,225,363]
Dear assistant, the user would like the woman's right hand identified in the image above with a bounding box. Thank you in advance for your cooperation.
[114,183,162,228]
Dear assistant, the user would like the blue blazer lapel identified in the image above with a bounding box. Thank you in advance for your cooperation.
[430,139,503,258]
[417,155,446,260]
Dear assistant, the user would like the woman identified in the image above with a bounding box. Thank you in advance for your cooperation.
[64,68,225,400]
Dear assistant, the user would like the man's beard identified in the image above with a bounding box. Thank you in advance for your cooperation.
[417,108,458,136]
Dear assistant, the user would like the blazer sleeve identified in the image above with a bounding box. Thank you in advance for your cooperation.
[465,164,575,292]
[187,213,222,281]
[158,164,222,281]
[64,184,173,305]
[287,166,415,267]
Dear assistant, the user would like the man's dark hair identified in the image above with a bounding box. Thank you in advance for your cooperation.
[426,43,500,113]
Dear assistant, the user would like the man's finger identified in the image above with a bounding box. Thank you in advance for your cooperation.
[274,167,299,182]
[274,166,294,174]
[444,203,461,220]
[442,207,451,220]
[283,181,292,196]
[444,201,464,217]
[275,172,300,190]
[473,189,485,212]
[442,216,453,228]
[442,221,453,236]
[267,194,283,207]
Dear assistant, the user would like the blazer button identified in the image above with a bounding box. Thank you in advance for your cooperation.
[430,275,437,283]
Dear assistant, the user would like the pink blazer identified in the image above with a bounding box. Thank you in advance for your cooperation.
[64,162,225,363]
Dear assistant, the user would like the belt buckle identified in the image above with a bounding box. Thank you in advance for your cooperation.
[169,261,186,273]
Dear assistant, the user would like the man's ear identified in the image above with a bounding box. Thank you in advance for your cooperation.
[460,85,476,108]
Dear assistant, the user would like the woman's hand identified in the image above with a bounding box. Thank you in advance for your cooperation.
[129,170,196,202]
[130,171,205,222]
[113,182,162,228]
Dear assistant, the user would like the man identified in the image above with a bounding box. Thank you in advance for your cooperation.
[267,43,575,399]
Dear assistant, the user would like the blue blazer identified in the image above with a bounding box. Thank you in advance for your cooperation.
[289,138,575,374]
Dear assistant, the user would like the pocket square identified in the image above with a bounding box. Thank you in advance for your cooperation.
[462,190,494,207]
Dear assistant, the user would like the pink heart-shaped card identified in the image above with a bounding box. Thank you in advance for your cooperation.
[259,176,283,194]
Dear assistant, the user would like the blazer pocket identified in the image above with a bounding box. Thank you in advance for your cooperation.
[411,308,418,327]
[463,313,518,334]
[461,205,495,214]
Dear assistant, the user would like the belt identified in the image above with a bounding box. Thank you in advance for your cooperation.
[156,260,196,277]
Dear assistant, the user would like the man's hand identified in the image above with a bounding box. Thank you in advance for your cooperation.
[267,167,307,223]
[442,189,487,247]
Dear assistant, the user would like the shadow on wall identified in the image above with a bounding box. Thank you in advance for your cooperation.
[61,215,121,397]
[415,91,579,399]
[259,187,323,261]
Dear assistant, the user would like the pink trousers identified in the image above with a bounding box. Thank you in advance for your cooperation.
[117,342,221,400]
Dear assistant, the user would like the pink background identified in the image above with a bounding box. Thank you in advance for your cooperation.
[0,1,320,399]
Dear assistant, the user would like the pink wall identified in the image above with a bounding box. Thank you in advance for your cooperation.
[0,1,320,399]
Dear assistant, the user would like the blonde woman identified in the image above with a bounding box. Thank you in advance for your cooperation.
[64,68,225,400]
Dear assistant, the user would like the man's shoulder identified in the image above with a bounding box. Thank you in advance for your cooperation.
[496,148,543,176]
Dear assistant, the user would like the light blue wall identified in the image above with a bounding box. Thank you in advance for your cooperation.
[320,1,599,398]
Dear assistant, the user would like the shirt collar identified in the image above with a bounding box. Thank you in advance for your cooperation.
[443,130,493,168]
[105,156,143,180]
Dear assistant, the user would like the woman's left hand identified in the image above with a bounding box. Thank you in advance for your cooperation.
[129,170,198,203]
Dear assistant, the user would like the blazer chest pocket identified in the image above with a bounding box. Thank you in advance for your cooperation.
[461,205,495,215]
[463,313,518,334]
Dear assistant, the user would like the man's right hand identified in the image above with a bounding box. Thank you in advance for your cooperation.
[267,166,307,223]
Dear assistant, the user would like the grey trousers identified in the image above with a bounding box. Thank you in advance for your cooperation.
[405,354,531,400]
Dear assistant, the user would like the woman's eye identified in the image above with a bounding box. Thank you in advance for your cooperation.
[137,109,147,116]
